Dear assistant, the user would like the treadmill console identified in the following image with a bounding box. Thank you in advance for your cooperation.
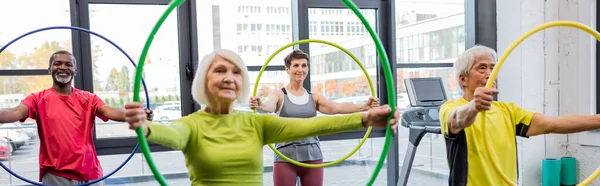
[401,107,440,128]
[404,77,448,107]
[401,77,448,128]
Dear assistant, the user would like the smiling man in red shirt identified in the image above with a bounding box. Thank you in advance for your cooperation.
[0,50,153,185]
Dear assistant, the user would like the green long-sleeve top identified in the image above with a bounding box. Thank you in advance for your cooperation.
[146,110,365,186]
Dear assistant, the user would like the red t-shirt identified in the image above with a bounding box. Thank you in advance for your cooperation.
[20,88,108,181]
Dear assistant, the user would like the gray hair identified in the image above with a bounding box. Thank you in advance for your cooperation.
[191,49,250,107]
[49,50,77,68]
[454,45,497,90]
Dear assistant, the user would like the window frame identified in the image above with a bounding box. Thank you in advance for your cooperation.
[71,0,196,155]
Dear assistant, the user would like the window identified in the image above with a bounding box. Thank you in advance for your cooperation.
[0,76,52,185]
[0,0,72,70]
[238,6,261,14]
[395,1,465,64]
[308,8,378,103]
[205,0,292,66]
[197,0,294,104]
[245,71,290,109]
[394,1,466,183]
[88,4,182,138]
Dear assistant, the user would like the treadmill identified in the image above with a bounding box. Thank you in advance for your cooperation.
[396,77,448,186]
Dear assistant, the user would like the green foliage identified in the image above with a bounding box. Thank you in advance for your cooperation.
[105,68,119,91]
[110,98,117,107]
[0,39,105,95]
[154,95,161,103]
[117,65,131,92]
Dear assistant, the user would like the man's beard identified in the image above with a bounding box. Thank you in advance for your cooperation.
[53,74,73,87]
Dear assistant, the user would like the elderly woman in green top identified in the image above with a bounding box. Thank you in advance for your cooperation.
[123,49,398,186]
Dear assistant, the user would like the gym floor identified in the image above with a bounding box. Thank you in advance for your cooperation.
[104,165,447,186]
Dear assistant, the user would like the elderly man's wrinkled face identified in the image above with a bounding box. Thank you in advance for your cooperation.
[49,53,76,87]
[461,54,496,91]
[205,55,243,103]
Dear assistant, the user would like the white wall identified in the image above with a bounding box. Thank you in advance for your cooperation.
[497,0,597,185]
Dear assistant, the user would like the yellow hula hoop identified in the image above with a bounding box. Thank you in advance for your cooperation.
[252,39,376,168]
[485,20,600,186]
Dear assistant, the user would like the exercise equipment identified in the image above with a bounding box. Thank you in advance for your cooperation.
[131,0,393,184]
[561,157,577,186]
[132,0,184,185]
[0,26,151,186]
[252,38,376,168]
[396,77,446,186]
[542,158,561,186]
[485,20,600,186]
[340,0,394,185]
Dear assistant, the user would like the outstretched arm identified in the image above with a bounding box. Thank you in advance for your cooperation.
[260,113,366,144]
[124,102,189,150]
[526,113,600,136]
[259,105,399,144]
[250,89,282,113]
[145,121,191,150]
[0,104,29,123]
[100,106,126,122]
[314,94,378,115]
[100,105,153,122]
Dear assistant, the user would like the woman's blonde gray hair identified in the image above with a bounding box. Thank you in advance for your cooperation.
[191,49,250,107]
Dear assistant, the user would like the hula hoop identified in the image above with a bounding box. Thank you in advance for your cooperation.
[340,0,394,185]
[131,0,185,185]
[484,20,600,186]
[0,26,151,186]
[252,39,376,168]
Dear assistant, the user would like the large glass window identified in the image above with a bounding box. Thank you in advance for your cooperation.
[197,1,293,67]
[307,7,385,184]
[0,76,51,185]
[308,8,378,101]
[0,0,72,70]
[88,4,182,139]
[197,0,294,114]
[395,0,466,183]
[395,0,465,64]
[396,67,458,183]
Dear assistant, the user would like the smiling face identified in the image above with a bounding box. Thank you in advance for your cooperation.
[205,55,243,104]
[286,58,308,82]
[49,53,76,87]
[460,54,497,92]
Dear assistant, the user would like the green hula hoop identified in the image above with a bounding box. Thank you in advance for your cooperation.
[131,0,392,185]
[132,0,184,185]
[252,39,376,168]
[340,0,395,185]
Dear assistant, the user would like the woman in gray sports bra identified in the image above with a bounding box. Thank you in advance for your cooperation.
[249,49,379,186]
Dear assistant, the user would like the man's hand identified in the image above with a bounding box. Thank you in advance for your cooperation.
[145,108,154,121]
[472,87,499,111]
[125,102,148,132]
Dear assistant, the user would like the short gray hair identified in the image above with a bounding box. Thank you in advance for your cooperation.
[454,45,497,90]
[191,49,250,107]
[49,50,77,68]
